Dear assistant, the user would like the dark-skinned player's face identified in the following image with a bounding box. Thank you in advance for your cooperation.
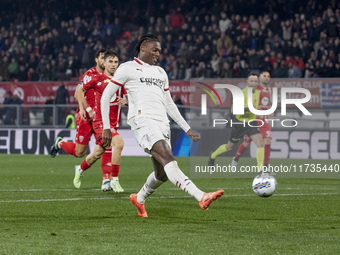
[140,41,161,65]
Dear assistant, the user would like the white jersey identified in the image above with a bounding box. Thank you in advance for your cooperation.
[111,57,169,125]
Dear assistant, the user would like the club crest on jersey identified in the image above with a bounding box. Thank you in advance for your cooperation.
[83,75,92,84]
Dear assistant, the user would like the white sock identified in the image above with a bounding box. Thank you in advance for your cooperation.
[137,172,163,204]
[111,177,119,181]
[164,161,204,201]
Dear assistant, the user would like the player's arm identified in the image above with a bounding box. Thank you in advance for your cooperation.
[164,91,200,142]
[75,84,92,121]
[101,81,121,148]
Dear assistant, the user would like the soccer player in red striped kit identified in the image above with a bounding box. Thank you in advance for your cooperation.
[50,49,126,191]
[73,49,126,192]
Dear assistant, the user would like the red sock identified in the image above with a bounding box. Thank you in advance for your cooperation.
[264,144,271,165]
[60,142,76,157]
[235,143,247,160]
[101,149,112,180]
[111,164,120,177]
[80,159,91,171]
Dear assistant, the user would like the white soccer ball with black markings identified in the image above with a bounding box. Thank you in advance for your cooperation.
[252,172,277,197]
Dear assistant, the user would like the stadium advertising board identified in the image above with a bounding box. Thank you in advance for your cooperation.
[1,78,339,107]
[0,128,146,156]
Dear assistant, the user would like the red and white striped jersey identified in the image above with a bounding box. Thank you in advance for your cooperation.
[82,72,126,128]
[79,67,102,109]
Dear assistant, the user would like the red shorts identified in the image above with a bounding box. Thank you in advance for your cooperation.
[243,119,272,142]
[259,119,272,139]
[93,121,120,147]
[75,114,94,145]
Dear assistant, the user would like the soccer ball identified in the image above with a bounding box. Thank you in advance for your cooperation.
[252,172,277,197]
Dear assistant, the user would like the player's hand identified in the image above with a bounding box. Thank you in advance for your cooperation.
[102,129,112,148]
[117,97,127,106]
[79,109,87,121]
[186,129,201,142]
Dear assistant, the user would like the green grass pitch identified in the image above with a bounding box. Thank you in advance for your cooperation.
[0,154,339,254]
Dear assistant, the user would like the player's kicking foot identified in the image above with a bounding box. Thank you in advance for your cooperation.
[231,157,238,169]
[101,179,112,192]
[129,193,148,218]
[110,179,124,193]
[73,165,83,189]
[49,137,62,158]
[199,190,224,210]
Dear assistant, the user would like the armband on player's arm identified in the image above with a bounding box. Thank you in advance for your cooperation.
[164,91,190,132]
[101,81,121,129]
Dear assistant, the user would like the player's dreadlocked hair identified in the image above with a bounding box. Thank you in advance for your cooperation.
[135,34,159,55]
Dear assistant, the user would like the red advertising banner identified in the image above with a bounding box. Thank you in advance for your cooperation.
[0,82,78,105]
[0,79,339,108]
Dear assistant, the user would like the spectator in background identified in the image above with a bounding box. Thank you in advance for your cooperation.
[170,8,185,30]
[216,32,233,59]
[219,12,231,33]
[288,62,302,78]
[0,91,12,123]
[27,67,39,81]
[43,93,55,125]
[4,91,22,125]
[65,108,76,129]
[8,57,19,79]
[0,56,10,81]
[282,20,293,41]
[55,81,70,125]
[17,66,28,81]
[267,13,281,35]
[276,60,289,78]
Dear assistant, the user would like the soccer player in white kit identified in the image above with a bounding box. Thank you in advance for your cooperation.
[101,34,224,217]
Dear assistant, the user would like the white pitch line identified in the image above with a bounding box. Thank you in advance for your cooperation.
[0,193,338,203]
[0,187,336,192]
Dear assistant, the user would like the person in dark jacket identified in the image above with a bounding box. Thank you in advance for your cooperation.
[55,81,70,125]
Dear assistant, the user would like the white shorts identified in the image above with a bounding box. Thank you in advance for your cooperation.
[130,117,171,154]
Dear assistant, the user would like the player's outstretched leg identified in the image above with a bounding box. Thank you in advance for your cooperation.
[209,144,228,166]
[49,137,62,158]
[164,161,224,210]
[130,171,164,217]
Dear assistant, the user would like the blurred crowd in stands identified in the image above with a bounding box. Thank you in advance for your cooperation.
[0,0,340,82]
